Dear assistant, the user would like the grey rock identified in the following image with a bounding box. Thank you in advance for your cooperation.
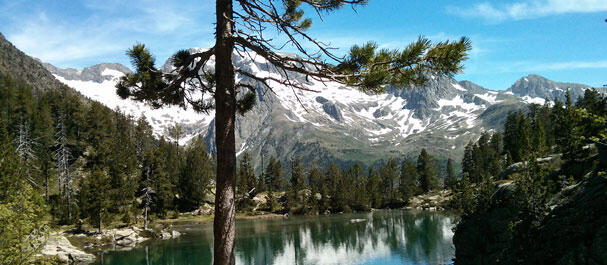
[322,102,343,121]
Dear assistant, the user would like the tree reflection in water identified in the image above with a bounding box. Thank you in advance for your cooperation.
[94,210,454,265]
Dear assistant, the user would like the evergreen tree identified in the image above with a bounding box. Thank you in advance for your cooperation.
[287,158,306,212]
[116,1,470,261]
[33,99,54,202]
[488,132,504,177]
[179,136,213,211]
[350,163,368,210]
[366,168,383,208]
[326,162,345,212]
[417,149,438,193]
[0,134,46,264]
[265,156,283,193]
[80,169,111,233]
[380,158,399,203]
[108,112,138,224]
[399,160,419,201]
[142,148,173,217]
[462,141,476,180]
[445,159,457,189]
[307,167,328,214]
[134,116,154,163]
[237,152,255,200]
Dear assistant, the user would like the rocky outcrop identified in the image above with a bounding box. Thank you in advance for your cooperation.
[322,102,343,121]
[453,174,607,265]
[452,182,520,264]
[526,173,607,264]
[406,190,452,211]
[498,154,562,179]
[38,233,96,264]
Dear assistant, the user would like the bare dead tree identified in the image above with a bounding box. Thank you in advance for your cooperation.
[54,113,73,220]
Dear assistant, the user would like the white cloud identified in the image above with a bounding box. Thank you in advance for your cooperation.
[7,13,124,66]
[449,0,607,22]
[2,0,214,68]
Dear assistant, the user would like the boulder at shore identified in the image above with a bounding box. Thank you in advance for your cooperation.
[38,233,95,264]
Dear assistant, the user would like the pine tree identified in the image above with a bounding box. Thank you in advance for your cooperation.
[380,158,399,204]
[326,162,344,212]
[350,163,368,210]
[180,136,214,211]
[265,156,283,193]
[366,168,383,209]
[32,99,54,202]
[237,152,255,200]
[142,148,174,218]
[108,112,139,224]
[287,158,306,212]
[399,160,419,201]
[462,141,476,180]
[81,168,111,233]
[116,1,470,262]
[307,167,328,214]
[0,126,46,264]
[417,149,438,193]
[134,116,154,163]
[504,112,520,163]
[488,132,504,177]
[445,159,457,189]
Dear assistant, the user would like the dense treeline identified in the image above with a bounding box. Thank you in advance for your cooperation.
[0,72,459,246]
[458,89,606,188]
[236,148,450,215]
[451,88,607,263]
[0,74,215,239]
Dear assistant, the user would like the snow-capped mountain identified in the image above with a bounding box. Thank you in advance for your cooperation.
[43,49,601,171]
[507,74,594,104]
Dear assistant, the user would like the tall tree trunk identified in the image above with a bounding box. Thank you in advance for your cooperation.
[144,206,148,230]
[67,182,71,220]
[214,0,236,265]
[98,211,103,234]
[45,174,49,202]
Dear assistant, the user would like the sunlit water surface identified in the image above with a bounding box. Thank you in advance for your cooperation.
[93,210,455,265]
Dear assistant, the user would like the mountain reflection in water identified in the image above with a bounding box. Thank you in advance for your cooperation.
[94,210,455,265]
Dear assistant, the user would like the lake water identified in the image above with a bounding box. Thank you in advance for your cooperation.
[93,210,455,265]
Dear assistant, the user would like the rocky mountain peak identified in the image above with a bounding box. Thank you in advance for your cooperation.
[44,63,132,83]
[508,74,600,103]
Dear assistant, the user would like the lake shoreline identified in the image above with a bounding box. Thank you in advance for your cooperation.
[42,189,455,264]
[87,209,457,265]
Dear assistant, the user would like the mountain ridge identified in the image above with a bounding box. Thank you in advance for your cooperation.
[2,38,596,171]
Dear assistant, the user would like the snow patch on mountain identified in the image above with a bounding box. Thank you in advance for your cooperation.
[522,96,546,105]
[53,73,213,139]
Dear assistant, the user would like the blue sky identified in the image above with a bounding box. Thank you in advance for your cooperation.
[1,0,606,90]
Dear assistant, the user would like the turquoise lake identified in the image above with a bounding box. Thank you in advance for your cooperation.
[93,210,455,265]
